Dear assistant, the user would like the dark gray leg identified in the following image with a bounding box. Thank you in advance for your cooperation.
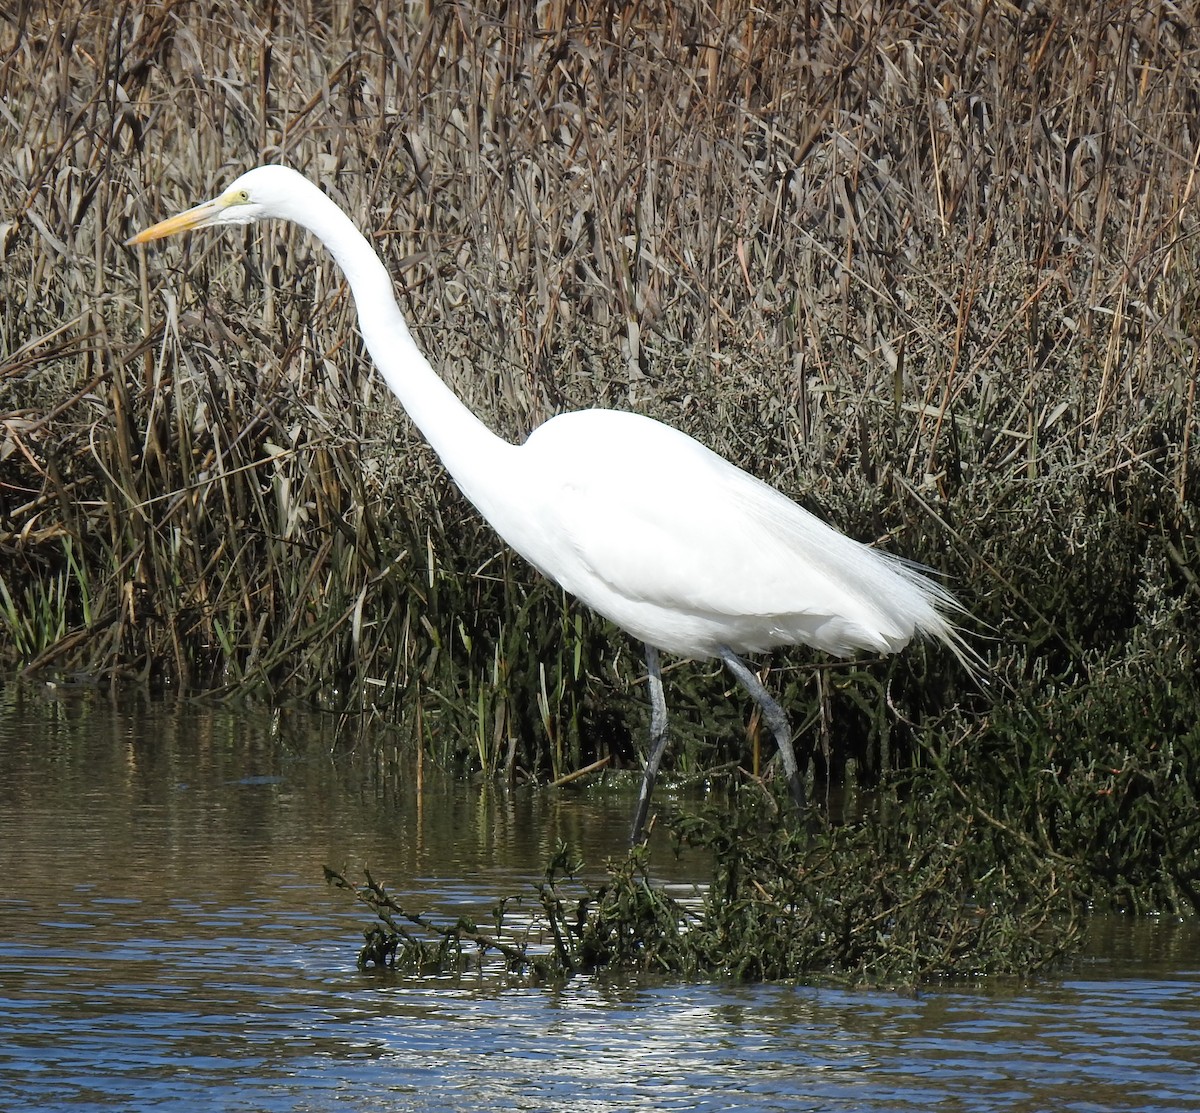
[630,643,669,842]
[718,646,807,812]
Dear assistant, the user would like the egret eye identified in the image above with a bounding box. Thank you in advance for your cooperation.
[237,189,250,203]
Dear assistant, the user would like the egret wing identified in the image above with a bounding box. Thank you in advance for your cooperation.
[532,414,875,618]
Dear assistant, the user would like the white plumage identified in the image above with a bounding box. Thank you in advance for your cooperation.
[128,165,975,840]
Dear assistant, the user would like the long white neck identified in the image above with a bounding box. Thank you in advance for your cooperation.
[283,180,516,517]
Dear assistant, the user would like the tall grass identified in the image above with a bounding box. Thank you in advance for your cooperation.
[1,1,1198,825]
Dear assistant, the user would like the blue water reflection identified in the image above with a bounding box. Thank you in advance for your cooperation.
[1,683,1198,1112]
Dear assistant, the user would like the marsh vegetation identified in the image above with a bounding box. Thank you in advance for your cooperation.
[2,1,1198,977]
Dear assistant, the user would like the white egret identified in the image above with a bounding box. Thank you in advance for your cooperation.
[127,165,975,841]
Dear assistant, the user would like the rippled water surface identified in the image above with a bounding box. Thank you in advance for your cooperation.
[2,682,1198,1112]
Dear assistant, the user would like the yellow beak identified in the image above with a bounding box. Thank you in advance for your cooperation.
[125,195,229,246]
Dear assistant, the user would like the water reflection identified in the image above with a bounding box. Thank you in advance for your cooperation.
[1,681,1199,1112]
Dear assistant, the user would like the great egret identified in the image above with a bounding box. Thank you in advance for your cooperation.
[127,165,975,841]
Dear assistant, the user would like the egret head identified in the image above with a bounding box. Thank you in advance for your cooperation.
[125,165,310,246]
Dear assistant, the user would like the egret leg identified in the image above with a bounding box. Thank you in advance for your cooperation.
[630,643,669,843]
[718,646,807,812]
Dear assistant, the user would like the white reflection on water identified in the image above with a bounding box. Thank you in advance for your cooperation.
[1,684,1199,1112]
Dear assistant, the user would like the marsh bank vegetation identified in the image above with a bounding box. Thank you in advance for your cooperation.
[2,1,1198,978]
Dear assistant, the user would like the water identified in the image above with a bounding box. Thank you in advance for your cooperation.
[2,681,1199,1112]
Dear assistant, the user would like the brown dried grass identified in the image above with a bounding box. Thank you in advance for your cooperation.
[2,1,1199,788]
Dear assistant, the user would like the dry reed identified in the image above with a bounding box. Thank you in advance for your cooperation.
[2,3,1198,898]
